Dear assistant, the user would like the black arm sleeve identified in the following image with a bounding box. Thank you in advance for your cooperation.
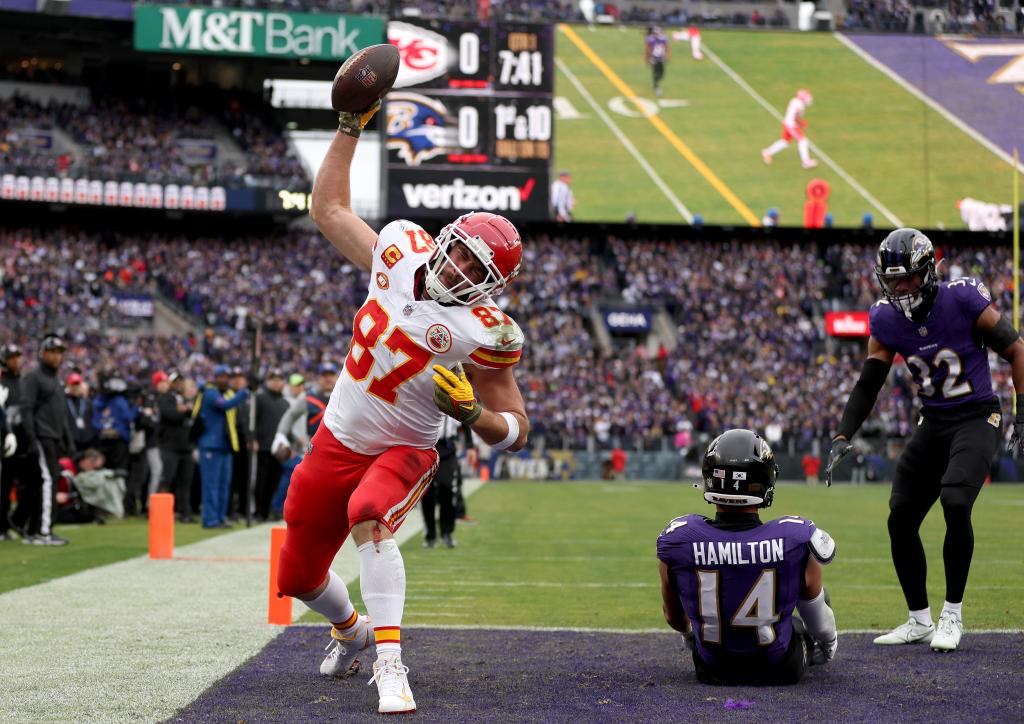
[981,316,1020,354]
[835,358,890,440]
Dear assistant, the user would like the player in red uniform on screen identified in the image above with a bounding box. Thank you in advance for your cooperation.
[761,89,818,169]
[277,100,531,715]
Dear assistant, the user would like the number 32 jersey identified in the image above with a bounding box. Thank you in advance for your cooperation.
[869,278,997,411]
[324,220,525,455]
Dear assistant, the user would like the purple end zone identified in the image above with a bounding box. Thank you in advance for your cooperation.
[843,34,1024,160]
[171,628,1024,722]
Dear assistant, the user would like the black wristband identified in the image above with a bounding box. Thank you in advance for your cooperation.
[1016,393,1024,423]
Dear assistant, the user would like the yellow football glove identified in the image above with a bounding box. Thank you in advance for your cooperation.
[432,363,482,425]
[338,99,382,139]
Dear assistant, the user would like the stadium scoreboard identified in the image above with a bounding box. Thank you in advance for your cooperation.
[386,19,554,220]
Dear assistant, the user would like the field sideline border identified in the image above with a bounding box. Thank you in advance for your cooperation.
[834,32,1024,174]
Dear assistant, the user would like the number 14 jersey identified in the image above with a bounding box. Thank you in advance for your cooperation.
[324,220,525,455]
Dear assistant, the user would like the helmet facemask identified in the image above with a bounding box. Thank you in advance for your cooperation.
[876,261,938,319]
[424,221,513,305]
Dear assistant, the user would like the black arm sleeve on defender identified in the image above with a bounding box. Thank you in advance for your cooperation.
[835,358,890,440]
[981,316,1020,355]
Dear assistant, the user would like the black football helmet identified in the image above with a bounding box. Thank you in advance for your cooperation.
[701,429,778,508]
[874,228,939,318]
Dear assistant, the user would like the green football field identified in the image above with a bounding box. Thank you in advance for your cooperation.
[5,482,1021,632]
[306,480,1024,631]
[553,26,1012,230]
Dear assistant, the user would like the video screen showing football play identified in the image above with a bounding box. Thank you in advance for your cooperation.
[553,26,1024,229]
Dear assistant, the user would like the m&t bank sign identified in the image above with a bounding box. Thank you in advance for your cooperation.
[134,5,384,61]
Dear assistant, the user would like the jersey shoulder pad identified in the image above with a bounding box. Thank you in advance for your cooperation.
[807,527,836,565]
[946,277,992,319]
[659,514,695,539]
[466,307,524,370]
[373,219,436,265]
[868,299,896,342]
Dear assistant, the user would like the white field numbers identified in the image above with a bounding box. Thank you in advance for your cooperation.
[697,569,780,645]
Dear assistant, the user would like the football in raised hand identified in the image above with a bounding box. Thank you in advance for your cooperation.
[331,43,400,112]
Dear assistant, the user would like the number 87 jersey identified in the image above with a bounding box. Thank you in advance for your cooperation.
[324,219,525,455]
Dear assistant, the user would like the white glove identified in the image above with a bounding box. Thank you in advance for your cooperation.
[271,432,291,457]
[3,432,16,458]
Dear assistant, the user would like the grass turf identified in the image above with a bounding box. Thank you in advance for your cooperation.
[553,26,1011,229]
[312,481,1024,631]
[0,518,230,594]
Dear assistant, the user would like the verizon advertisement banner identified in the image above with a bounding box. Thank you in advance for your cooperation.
[387,169,549,221]
[825,311,870,337]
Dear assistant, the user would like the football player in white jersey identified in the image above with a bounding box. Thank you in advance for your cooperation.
[761,89,818,169]
[276,100,530,715]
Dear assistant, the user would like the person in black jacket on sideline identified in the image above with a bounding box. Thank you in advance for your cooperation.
[12,335,74,545]
[157,370,196,522]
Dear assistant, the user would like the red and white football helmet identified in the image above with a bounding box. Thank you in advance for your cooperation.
[424,212,522,305]
[796,88,813,105]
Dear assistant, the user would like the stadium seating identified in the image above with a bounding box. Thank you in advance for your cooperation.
[2,226,1016,455]
[0,88,309,190]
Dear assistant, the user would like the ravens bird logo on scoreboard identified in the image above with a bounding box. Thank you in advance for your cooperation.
[386,92,459,166]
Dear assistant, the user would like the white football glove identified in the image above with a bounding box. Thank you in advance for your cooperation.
[3,432,16,458]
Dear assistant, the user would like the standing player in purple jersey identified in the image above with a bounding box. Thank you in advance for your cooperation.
[657,429,838,686]
[825,228,1024,653]
[644,26,670,98]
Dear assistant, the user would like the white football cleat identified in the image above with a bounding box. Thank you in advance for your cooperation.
[802,159,819,169]
[931,612,963,652]
[320,615,374,678]
[369,654,416,714]
[761,150,772,165]
[873,618,935,645]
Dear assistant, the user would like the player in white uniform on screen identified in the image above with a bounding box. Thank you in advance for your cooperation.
[761,89,818,169]
[277,99,530,715]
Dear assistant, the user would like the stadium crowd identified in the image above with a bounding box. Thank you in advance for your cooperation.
[0,90,309,189]
[2,225,1018,458]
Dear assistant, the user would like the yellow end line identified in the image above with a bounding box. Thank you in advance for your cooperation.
[558,24,761,227]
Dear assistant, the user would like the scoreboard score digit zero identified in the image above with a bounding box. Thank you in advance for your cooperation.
[385,20,553,220]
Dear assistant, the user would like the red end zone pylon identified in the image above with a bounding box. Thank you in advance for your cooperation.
[268,526,292,625]
[148,493,174,559]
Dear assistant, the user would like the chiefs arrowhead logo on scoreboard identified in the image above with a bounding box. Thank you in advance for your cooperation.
[389,22,450,88]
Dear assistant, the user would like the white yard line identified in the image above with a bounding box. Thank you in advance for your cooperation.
[834,32,1024,174]
[701,44,904,228]
[555,57,694,223]
[0,477,483,723]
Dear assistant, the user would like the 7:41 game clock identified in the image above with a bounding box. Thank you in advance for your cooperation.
[385,20,554,220]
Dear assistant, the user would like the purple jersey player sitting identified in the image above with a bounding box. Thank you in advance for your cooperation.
[657,429,838,685]
[825,228,1024,654]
